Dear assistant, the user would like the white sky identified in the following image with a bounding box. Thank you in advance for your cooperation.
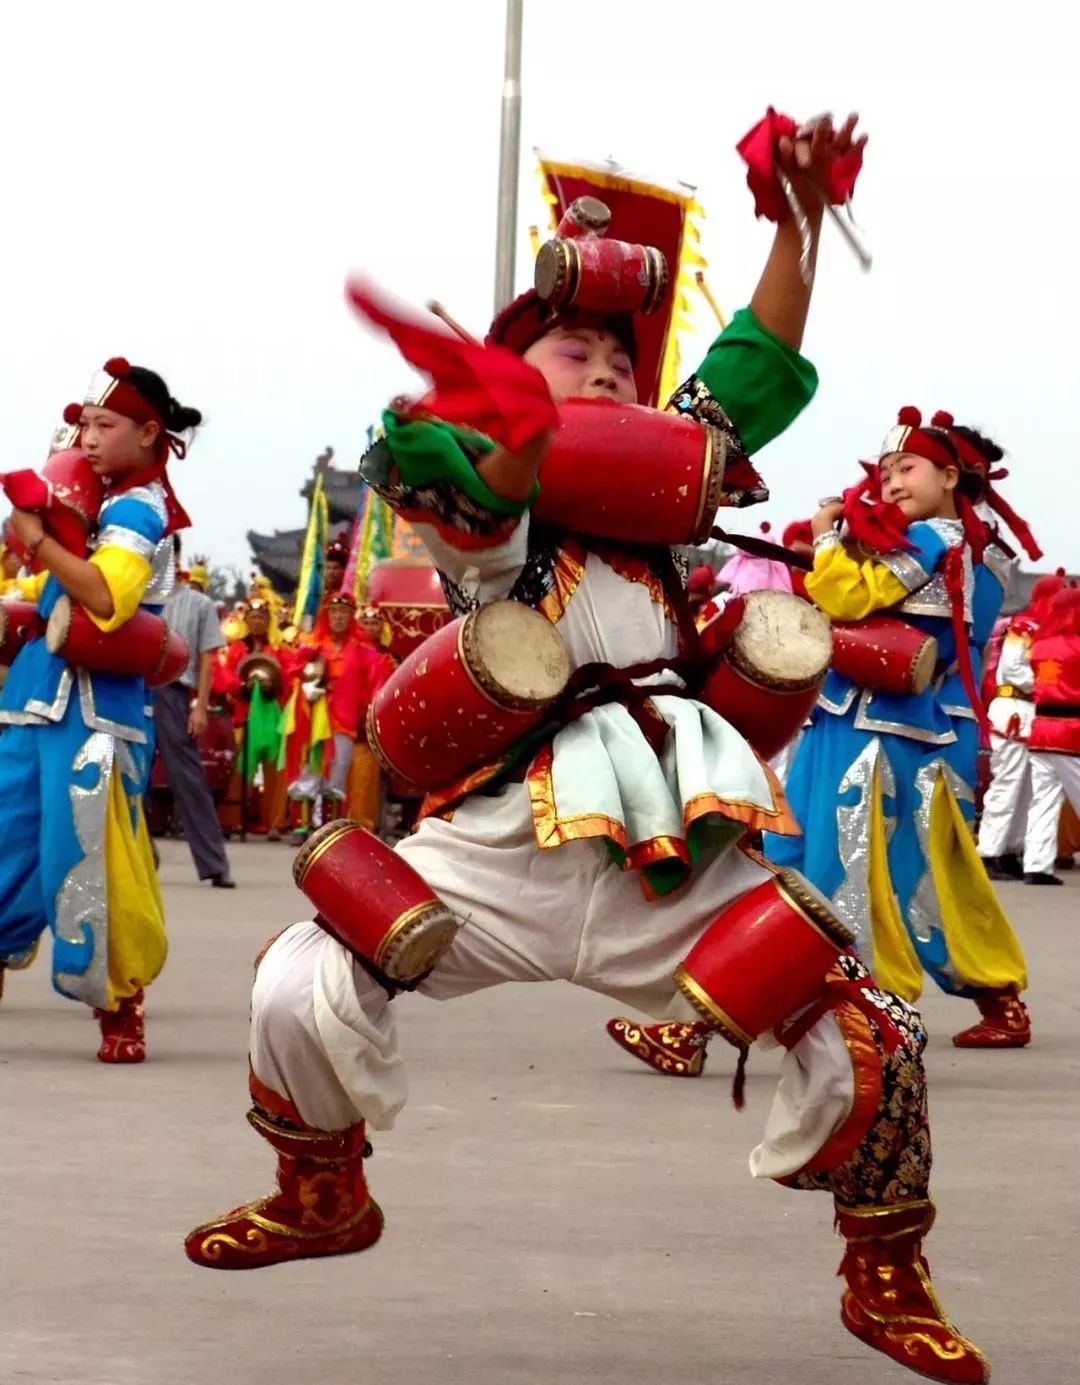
[2,1,1075,573]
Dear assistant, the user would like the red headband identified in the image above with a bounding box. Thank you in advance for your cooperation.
[879,406,957,472]
[930,408,1042,562]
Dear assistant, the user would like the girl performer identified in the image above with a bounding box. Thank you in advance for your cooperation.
[767,409,1032,1049]
[186,119,989,1384]
[0,359,199,1060]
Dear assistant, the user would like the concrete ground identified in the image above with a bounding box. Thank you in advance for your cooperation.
[1,839,1076,1385]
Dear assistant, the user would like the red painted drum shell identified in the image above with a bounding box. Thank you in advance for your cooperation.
[700,659,820,762]
[0,601,44,667]
[675,870,852,1047]
[45,596,187,683]
[533,398,719,545]
[830,617,939,696]
[294,820,459,982]
[535,236,668,317]
[367,601,570,790]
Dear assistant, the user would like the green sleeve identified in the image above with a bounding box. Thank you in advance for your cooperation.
[693,306,818,455]
[363,410,538,518]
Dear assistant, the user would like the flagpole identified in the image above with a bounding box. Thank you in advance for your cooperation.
[494,0,524,313]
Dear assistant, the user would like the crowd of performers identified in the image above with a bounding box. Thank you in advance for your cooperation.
[3,108,1080,1385]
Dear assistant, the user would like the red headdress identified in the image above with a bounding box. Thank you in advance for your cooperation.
[60,357,191,534]
[1046,583,1080,638]
[325,537,350,565]
[929,410,1042,562]
[782,519,813,549]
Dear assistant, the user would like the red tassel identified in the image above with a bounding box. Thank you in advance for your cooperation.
[104,356,131,378]
[985,484,1042,561]
[897,405,922,427]
[731,1045,749,1111]
[62,402,82,426]
[944,545,990,738]
[930,409,954,429]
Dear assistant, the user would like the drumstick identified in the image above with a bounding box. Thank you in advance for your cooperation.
[426,300,480,344]
[805,177,873,272]
[711,525,812,572]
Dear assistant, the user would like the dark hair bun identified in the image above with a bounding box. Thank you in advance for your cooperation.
[125,364,203,434]
[953,424,1004,465]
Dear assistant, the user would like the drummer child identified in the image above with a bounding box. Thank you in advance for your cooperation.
[0,358,198,1060]
[764,407,1030,1047]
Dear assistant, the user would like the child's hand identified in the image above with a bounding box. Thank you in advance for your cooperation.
[811,498,845,537]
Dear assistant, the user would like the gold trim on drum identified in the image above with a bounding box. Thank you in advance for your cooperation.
[672,967,755,1049]
[773,868,856,949]
[364,704,415,784]
[908,637,937,696]
[721,648,825,697]
[292,818,366,889]
[375,900,459,981]
[457,608,552,714]
[640,245,669,314]
[690,425,724,544]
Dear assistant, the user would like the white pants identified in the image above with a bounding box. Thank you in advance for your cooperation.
[1024,753,1076,874]
[977,735,1031,859]
[250,781,856,1182]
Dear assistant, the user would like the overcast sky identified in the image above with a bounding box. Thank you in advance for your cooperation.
[3,2,1075,575]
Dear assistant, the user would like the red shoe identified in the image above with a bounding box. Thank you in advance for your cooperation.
[952,986,1031,1048]
[184,1109,383,1270]
[94,988,146,1063]
[605,1017,709,1076]
[837,1201,989,1383]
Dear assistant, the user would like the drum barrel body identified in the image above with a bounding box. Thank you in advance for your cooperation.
[535,236,668,317]
[830,617,938,696]
[532,399,721,546]
[294,819,459,983]
[0,601,44,668]
[367,603,569,791]
[45,596,189,687]
[674,869,853,1049]
[700,659,821,762]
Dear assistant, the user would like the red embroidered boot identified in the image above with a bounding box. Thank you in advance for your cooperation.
[951,986,1031,1048]
[184,1108,383,1270]
[605,1017,710,1076]
[837,1200,989,1383]
[94,988,146,1063]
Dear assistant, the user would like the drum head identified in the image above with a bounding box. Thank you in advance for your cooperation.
[466,602,571,711]
[909,638,938,696]
[731,590,832,692]
[44,595,73,655]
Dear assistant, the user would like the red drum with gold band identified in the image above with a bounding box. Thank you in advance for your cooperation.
[0,601,43,667]
[830,616,938,696]
[46,595,189,688]
[366,559,450,661]
[533,398,723,546]
[674,868,854,1049]
[367,600,570,791]
[294,819,459,984]
[535,230,668,319]
[699,590,832,761]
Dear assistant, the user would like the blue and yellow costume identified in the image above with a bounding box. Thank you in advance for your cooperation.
[766,519,1027,1005]
[0,483,170,1010]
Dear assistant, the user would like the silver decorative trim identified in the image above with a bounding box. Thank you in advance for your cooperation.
[907,758,973,973]
[95,524,158,561]
[832,737,898,962]
[53,730,114,1009]
[853,688,957,746]
[817,682,859,716]
[879,550,929,592]
[77,671,147,744]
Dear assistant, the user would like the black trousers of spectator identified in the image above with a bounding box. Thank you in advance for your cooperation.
[153,682,230,881]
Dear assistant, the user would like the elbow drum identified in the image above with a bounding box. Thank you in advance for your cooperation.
[829,617,938,695]
[366,601,570,792]
[46,595,188,687]
[674,868,854,1049]
[294,820,459,985]
[531,399,725,546]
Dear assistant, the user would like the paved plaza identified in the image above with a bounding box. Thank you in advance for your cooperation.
[1,840,1076,1384]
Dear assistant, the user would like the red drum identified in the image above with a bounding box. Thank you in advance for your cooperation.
[0,600,43,667]
[366,560,450,660]
[533,398,723,545]
[294,819,459,983]
[535,229,668,317]
[45,595,189,688]
[0,451,102,565]
[200,707,238,794]
[367,600,570,790]
[830,616,938,696]
[674,868,854,1049]
[700,590,832,761]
